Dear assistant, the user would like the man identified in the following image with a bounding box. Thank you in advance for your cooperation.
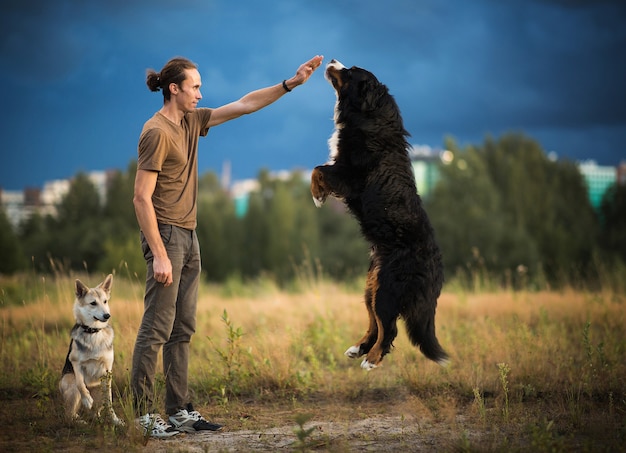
[132,54,323,437]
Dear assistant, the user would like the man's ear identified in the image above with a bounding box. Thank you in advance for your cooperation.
[169,82,179,95]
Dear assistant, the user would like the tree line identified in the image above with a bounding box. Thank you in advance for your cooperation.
[1,133,625,290]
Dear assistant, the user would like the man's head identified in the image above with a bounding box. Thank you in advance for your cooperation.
[146,57,202,111]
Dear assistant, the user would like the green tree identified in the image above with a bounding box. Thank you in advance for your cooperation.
[196,171,241,281]
[0,208,24,274]
[98,161,144,276]
[426,133,598,288]
[239,190,270,278]
[103,161,137,236]
[18,211,53,271]
[600,182,626,264]
[49,172,104,271]
[481,133,597,283]
[426,138,538,287]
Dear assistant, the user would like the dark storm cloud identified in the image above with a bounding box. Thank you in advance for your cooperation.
[0,0,624,191]
[491,0,626,129]
[0,1,85,80]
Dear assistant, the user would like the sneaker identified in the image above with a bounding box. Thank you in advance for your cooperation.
[169,403,224,433]
[136,413,180,438]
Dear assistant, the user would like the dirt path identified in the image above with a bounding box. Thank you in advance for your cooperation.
[148,414,479,452]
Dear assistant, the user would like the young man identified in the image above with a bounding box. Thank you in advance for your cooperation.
[132,55,323,437]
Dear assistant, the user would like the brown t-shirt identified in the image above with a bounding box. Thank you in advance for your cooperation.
[137,108,213,230]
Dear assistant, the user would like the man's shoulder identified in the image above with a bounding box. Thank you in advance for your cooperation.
[140,114,175,145]
[142,112,168,131]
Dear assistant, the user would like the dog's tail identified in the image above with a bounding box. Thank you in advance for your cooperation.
[404,304,449,366]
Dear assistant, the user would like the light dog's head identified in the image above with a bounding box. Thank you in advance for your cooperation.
[73,274,113,328]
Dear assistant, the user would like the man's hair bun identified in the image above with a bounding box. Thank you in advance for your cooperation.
[146,69,162,92]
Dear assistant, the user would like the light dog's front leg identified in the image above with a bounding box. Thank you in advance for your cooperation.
[71,361,94,410]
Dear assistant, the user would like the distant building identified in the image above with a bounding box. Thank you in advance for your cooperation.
[578,161,617,209]
[231,178,260,218]
[1,190,28,227]
[0,171,111,229]
[410,145,449,198]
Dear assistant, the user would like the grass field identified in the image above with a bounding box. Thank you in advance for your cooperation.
[0,272,625,452]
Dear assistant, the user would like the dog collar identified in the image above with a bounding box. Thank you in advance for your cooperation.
[79,324,101,334]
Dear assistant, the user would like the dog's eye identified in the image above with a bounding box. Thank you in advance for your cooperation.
[90,302,97,306]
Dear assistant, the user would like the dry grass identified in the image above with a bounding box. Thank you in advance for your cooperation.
[0,273,625,452]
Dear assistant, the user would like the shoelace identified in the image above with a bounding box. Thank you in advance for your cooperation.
[187,410,203,421]
[150,415,171,429]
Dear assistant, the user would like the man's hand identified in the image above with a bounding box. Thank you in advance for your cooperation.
[292,55,324,87]
[153,255,173,287]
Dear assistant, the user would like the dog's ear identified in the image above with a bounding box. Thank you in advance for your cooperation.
[75,279,89,298]
[359,79,389,113]
[99,274,113,294]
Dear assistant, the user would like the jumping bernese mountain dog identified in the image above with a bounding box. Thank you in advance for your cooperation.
[311,60,449,370]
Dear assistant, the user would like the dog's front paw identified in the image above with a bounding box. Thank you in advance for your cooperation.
[310,167,329,207]
[344,345,364,359]
[72,414,88,425]
[81,394,94,410]
[112,414,125,426]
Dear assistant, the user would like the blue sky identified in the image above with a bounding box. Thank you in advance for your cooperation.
[1,0,625,191]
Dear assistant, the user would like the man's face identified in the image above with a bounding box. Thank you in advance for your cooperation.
[175,68,202,113]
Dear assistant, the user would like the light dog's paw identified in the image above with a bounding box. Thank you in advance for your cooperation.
[71,413,87,425]
[344,345,363,359]
[112,414,125,426]
[360,359,378,371]
[81,394,94,410]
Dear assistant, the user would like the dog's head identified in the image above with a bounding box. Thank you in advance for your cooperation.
[325,59,391,119]
[73,274,113,328]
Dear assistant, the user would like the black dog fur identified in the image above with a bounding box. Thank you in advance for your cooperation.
[311,60,449,369]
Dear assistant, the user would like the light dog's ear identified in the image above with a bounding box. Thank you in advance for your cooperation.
[75,279,89,298]
[98,274,113,295]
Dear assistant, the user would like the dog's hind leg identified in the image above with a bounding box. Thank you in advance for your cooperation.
[345,261,379,360]
[361,271,400,370]
[59,374,82,422]
[361,309,398,370]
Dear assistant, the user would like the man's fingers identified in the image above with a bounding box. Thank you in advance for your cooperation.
[155,271,173,286]
[310,55,323,69]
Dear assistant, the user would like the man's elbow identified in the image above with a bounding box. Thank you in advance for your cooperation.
[133,193,150,211]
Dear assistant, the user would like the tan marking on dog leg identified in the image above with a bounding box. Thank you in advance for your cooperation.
[354,265,379,347]
[363,323,385,369]
[362,270,385,369]
[311,167,329,207]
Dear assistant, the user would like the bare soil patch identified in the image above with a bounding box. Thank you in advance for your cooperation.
[141,397,481,452]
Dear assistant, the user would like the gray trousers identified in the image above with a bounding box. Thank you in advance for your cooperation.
[131,223,201,416]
